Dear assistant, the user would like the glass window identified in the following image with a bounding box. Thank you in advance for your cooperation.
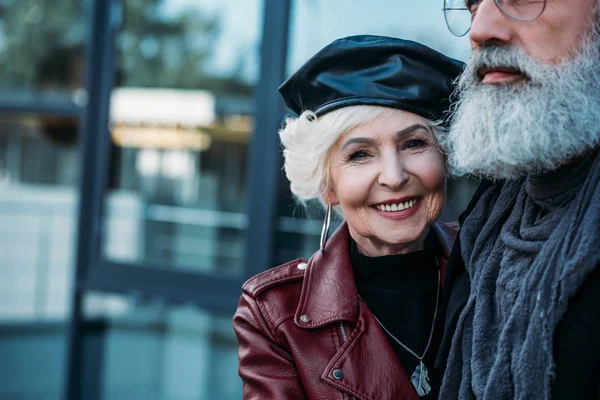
[275,0,476,264]
[0,0,88,103]
[0,115,80,399]
[287,0,471,76]
[102,0,264,277]
[81,292,242,400]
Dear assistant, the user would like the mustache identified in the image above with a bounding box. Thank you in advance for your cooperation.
[445,33,600,179]
[460,45,559,87]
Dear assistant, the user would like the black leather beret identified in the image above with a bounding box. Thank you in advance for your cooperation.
[279,35,464,122]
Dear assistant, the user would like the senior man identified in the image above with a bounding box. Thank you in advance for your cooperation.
[439,0,600,399]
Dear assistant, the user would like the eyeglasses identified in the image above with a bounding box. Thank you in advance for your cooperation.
[443,0,547,37]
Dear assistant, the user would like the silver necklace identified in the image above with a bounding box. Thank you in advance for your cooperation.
[360,268,440,397]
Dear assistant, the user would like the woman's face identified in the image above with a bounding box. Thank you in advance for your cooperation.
[326,109,446,256]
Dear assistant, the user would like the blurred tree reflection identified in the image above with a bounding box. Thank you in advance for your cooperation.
[0,0,253,97]
[0,0,85,94]
[118,0,253,96]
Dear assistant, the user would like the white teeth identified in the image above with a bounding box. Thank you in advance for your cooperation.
[376,199,417,212]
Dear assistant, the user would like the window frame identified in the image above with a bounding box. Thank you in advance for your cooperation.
[62,0,292,398]
[74,0,291,310]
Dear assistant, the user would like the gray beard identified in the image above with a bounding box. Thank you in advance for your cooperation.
[443,37,600,180]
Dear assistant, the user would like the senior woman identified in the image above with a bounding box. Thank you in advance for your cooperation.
[233,35,463,399]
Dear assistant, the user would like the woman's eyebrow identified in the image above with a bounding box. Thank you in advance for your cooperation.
[341,137,375,150]
[341,124,429,150]
[396,123,430,138]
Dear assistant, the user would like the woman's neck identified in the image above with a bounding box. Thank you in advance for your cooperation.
[350,227,429,257]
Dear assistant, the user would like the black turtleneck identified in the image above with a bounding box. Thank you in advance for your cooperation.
[350,231,445,398]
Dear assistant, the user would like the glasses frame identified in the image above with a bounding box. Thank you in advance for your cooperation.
[442,0,548,37]
[442,4,472,37]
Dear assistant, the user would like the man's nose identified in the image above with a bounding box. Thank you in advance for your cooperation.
[470,0,513,49]
[377,155,409,191]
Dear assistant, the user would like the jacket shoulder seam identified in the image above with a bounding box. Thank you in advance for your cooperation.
[242,258,307,297]
[254,294,285,347]
[271,313,296,331]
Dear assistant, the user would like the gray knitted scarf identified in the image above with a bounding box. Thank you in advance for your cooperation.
[441,149,600,399]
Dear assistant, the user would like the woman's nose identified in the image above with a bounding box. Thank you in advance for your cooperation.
[377,156,409,190]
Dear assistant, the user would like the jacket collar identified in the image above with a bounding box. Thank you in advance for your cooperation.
[294,222,359,328]
[431,222,455,286]
[294,221,455,328]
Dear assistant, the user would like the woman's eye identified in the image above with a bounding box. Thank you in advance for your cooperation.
[405,139,427,149]
[348,150,370,161]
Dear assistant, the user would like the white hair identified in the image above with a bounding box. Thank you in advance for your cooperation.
[280,105,445,208]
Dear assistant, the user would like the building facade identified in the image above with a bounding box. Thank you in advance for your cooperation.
[0,1,475,399]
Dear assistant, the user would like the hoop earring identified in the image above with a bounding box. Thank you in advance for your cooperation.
[320,203,332,251]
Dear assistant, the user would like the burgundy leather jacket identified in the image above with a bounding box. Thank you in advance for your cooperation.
[233,222,457,400]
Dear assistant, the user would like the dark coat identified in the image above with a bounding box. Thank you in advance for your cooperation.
[439,181,600,399]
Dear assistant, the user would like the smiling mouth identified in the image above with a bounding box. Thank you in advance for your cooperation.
[374,198,419,212]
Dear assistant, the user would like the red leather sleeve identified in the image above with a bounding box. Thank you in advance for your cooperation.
[233,293,307,400]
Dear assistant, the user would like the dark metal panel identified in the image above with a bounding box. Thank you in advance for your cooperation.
[0,99,82,118]
[66,0,293,396]
[243,0,292,278]
[78,320,107,400]
[65,0,119,398]
[85,260,244,315]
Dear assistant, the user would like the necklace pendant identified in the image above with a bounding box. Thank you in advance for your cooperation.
[410,361,431,397]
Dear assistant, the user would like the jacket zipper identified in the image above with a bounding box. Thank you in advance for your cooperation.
[338,322,356,400]
[339,322,348,342]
